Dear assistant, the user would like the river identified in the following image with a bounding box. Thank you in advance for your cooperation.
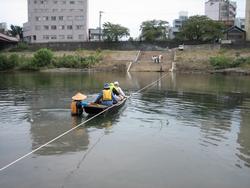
[0,72,250,188]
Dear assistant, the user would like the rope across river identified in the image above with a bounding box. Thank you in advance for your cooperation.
[0,73,169,172]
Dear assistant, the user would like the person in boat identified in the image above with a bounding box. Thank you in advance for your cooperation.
[71,92,87,116]
[95,83,118,106]
[114,81,126,99]
[110,82,124,100]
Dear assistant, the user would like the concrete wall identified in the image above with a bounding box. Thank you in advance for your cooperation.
[21,41,213,51]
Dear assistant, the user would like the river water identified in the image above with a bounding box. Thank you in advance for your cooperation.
[0,72,250,188]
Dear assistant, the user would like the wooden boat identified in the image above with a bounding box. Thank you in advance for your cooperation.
[84,97,127,115]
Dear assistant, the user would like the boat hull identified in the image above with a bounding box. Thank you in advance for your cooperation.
[84,98,127,115]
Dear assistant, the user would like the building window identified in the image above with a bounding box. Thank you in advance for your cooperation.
[77,1,83,4]
[70,1,75,4]
[51,35,57,40]
[53,0,58,4]
[43,35,49,40]
[79,35,84,39]
[75,16,84,20]
[59,35,65,39]
[51,25,57,30]
[59,16,64,21]
[35,25,41,30]
[67,25,73,30]
[76,25,84,30]
[34,0,37,4]
[67,35,73,39]
[43,16,49,21]
[67,16,73,20]
[44,25,49,30]
[58,25,65,30]
[35,16,41,21]
[52,9,58,12]
[51,16,56,21]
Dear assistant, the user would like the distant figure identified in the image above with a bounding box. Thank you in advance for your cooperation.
[152,55,163,63]
[152,56,157,63]
[158,55,163,63]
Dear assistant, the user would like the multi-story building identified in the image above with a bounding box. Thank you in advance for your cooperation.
[235,18,245,30]
[23,0,88,43]
[246,0,250,40]
[205,0,236,27]
[88,28,102,41]
[0,22,8,34]
[169,11,188,39]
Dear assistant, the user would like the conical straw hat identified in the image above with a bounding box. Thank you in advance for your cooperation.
[72,92,87,101]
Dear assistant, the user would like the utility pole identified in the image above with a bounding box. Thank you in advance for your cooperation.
[99,11,103,41]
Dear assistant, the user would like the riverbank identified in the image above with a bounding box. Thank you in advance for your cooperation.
[1,47,250,74]
[175,48,250,75]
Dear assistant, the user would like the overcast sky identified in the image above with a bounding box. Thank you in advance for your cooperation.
[0,0,246,37]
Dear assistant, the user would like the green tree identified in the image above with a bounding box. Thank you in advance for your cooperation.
[9,25,23,40]
[176,15,224,42]
[139,20,169,41]
[102,22,130,41]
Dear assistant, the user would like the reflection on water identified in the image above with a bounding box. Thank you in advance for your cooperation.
[0,72,250,188]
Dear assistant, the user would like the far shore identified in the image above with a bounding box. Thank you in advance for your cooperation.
[1,47,250,75]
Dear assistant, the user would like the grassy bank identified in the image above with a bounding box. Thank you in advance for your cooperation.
[176,48,250,73]
[0,49,138,72]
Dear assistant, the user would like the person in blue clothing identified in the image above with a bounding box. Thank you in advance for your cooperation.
[94,83,118,106]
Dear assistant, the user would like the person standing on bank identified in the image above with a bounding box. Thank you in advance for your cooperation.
[95,83,118,106]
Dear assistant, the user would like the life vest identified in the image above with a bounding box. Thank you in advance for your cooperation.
[71,101,83,115]
[102,90,112,101]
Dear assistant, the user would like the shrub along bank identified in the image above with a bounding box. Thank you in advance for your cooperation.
[0,48,102,71]
[176,48,250,73]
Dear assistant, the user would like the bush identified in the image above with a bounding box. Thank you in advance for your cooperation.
[0,54,9,71]
[210,55,250,70]
[18,57,39,71]
[33,48,53,67]
[8,54,19,68]
[233,57,246,67]
[54,55,80,68]
[53,51,102,69]
[210,55,233,69]
[0,54,18,71]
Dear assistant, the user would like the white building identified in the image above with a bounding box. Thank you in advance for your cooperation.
[23,0,88,43]
[169,11,188,39]
[0,22,8,33]
[235,18,245,30]
[205,0,236,22]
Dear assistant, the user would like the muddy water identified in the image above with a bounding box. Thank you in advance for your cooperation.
[0,72,250,188]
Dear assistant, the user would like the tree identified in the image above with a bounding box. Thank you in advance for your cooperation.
[9,25,23,40]
[139,20,169,41]
[102,22,130,41]
[176,15,225,42]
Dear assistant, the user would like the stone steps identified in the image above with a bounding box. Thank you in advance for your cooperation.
[129,51,173,72]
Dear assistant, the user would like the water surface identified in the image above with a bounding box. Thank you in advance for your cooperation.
[0,72,250,188]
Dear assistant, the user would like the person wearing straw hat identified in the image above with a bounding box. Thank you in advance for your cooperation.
[95,83,118,106]
[71,92,87,116]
